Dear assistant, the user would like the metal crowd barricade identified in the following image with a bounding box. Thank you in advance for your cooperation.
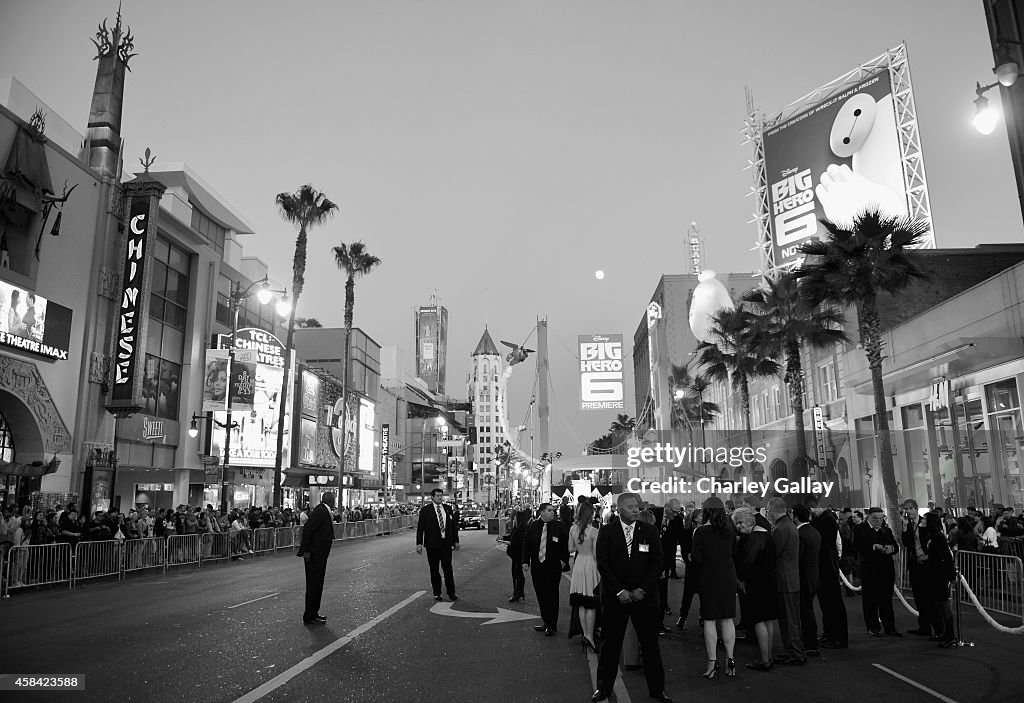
[230,528,253,556]
[274,526,295,552]
[2,543,72,597]
[73,540,123,586]
[123,537,165,574]
[204,533,232,562]
[333,523,346,540]
[252,527,276,554]
[166,534,201,569]
[292,525,303,547]
[956,549,1024,621]
[343,522,355,539]
[999,536,1024,561]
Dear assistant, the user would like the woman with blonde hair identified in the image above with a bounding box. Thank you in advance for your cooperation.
[569,500,601,652]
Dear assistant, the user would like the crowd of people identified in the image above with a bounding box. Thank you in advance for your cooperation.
[0,499,420,589]
[496,493,1019,702]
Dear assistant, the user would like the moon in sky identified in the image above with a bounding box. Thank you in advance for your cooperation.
[595,270,605,280]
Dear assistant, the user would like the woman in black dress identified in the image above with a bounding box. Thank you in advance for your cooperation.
[691,496,738,679]
[732,507,778,671]
[924,511,957,647]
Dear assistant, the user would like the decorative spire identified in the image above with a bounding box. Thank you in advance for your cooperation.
[91,3,137,70]
[139,147,155,173]
[472,327,500,357]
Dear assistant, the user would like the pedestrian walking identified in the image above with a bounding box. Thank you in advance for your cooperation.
[297,491,336,625]
[592,493,672,703]
[692,496,739,679]
[523,503,569,635]
[569,501,600,652]
[674,508,702,631]
[416,488,460,601]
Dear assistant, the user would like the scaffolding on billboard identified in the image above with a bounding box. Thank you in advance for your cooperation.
[743,42,935,278]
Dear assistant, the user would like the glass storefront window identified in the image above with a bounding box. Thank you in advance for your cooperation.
[901,404,930,506]
[986,379,1024,510]
[956,398,993,509]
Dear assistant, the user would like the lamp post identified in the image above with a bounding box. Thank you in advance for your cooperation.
[217,276,289,514]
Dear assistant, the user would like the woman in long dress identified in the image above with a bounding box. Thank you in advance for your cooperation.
[569,500,600,653]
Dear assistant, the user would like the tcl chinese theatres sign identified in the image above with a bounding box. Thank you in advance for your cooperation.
[579,334,624,410]
[111,196,155,405]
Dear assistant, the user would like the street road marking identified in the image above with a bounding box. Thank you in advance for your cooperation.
[351,564,372,571]
[585,638,631,703]
[872,664,959,703]
[430,601,540,625]
[227,593,279,609]
[231,590,426,703]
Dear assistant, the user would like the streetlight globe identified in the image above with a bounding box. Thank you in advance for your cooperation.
[276,297,292,317]
[256,288,273,305]
[973,95,999,135]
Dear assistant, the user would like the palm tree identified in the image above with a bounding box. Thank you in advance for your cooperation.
[742,272,847,482]
[333,241,382,478]
[668,363,720,473]
[696,305,780,474]
[272,185,338,505]
[793,209,930,525]
[608,414,636,454]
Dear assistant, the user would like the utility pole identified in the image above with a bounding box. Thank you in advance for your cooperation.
[537,317,550,498]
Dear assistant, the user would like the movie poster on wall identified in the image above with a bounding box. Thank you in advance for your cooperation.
[202,349,229,412]
[763,69,910,268]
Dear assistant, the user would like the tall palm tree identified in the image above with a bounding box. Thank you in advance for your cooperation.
[609,414,636,454]
[697,305,780,474]
[272,185,338,505]
[333,241,382,480]
[742,272,847,482]
[793,209,930,525]
[668,363,719,473]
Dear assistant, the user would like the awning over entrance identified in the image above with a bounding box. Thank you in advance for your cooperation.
[282,466,339,489]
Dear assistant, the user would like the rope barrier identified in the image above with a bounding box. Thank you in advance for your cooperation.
[956,571,1024,635]
[893,583,919,618]
[838,570,861,592]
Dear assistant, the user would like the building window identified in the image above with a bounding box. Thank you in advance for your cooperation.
[0,411,14,463]
[818,359,838,402]
[144,237,190,420]
[190,203,227,255]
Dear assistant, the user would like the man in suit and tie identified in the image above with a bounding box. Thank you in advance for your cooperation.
[768,497,804,665]
[592,493,673,703]
[297,491,336,625]
[901,499,938,636]
[416,488,460,601]
[793,504,822,656]
[522,502,569,635]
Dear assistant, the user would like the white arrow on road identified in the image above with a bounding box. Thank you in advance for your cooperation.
[430,601,540,626]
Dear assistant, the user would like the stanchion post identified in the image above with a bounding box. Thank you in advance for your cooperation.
[954,564,974,648]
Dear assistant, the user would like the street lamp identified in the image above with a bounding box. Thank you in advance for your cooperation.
[973,38,1024,135]
[218,276,289,514]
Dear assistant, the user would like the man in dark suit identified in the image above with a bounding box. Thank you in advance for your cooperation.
[592,493,672,703]
[559,497,574,528]
[810,502,849,649]
[855,507,902,637]
[297,491,336,625]
[767,497,804,665]
[416,488,460,601]
[793,504,822,656]
[663,499,685,579]
[522,502,569,635]
[901,499,938,636]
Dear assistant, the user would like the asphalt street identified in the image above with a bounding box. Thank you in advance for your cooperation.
[2,527,1023,703]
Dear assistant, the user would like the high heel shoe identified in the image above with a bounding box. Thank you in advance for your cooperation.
[701,660,720,680]
[508,594,524,602]
[726,658,736,677]
[582,636,600,654]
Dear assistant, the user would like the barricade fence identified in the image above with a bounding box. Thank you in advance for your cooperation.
[1,516,416,598]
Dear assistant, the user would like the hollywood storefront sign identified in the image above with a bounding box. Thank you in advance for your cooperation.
[209,328,292,468]
[579,334,624,410]
[0,279,73,361]
[754,45,934,271]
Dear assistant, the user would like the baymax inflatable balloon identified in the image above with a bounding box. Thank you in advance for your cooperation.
[688,270,734,343]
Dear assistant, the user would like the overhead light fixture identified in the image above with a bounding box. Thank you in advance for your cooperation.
[276,294,291,317]
[973,83,1000,135]
[188,417,199,439]
[995,37,1024,87]
[256,288,273,305]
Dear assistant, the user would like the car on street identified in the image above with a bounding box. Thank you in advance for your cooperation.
[459,509,485,530]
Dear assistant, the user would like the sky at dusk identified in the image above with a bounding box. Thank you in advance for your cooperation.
[1,1,1021,454]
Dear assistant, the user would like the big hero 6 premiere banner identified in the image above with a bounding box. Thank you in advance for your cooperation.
[763,69,911,269]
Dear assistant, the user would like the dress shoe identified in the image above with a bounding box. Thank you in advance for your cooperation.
[907,628,930,636]
[649,692,673,703]
[434,595,443,601]
[302,616,326,625]
[806,649,820,657]
[534,625,547,632]
[449,595,458,602]
[591,690,610,702]
[746,660,773,672]
[657,626,670,636]
[868,629,882,637]
[819,640,847,649]
[544,627,555,636]
[664,607,672,615]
